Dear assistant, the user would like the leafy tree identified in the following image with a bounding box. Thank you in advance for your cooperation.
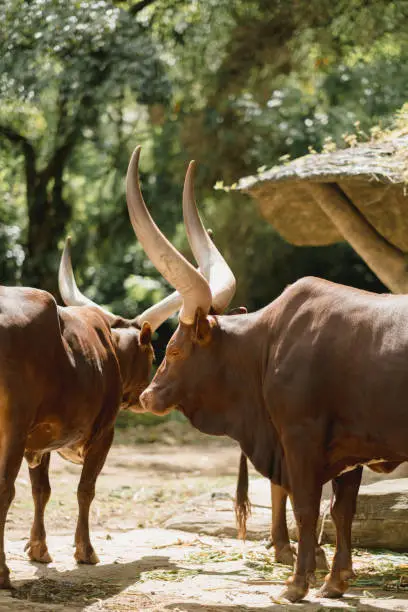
[0,0,170,293]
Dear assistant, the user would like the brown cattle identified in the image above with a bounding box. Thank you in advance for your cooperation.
[125,146,408,603]
[0,238,181,588]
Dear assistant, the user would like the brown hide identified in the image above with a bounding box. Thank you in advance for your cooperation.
[0,285,153,586]
[141,276,408,602]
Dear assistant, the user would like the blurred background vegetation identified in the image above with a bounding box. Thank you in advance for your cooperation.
[1,0,408,386]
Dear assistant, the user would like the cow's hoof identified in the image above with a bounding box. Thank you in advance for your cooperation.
[0,570,11,590]
[279,584,308,603]
[264,538,273,550]
[275,544,296,566]
[317,580,346,599]
[25,541,52,564]
[317,572,351,599]
[315,546,329,571]
[340,568,355,581]
[75,548,100,565]
[280,576,308,602]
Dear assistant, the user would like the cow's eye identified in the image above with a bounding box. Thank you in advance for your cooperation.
[167,349,180,360]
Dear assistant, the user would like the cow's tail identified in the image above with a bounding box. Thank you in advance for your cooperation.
[234,451,251,540]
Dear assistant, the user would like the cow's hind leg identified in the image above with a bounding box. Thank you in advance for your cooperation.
[269,483,296,566]
[315,543,329,571]
[313,491,329,571]
[0,428,26,588]
[269,483,329,571]
[318,466,362,598]
[25,453,52,563]
[75,428,114,564]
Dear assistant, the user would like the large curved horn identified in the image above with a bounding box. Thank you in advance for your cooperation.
[136,290,182,332]
[58,237,119,325]
[183,161,236,314]
[59,237,182,332]
[126,146,212,324]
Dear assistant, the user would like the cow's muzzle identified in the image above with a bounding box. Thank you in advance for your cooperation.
[140,387,173,415]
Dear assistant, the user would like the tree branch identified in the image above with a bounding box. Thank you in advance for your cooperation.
[0,124,34,152]
[0,124,37,192]
[130,0,157,14]
[39,128,79,185]
[39,92,84,185]
[112,0,158,15]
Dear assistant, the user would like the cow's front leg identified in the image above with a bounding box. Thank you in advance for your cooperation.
[0,430,26,588]
[279,443,322,603]
[74,428,114,564]
[280,488,321,602]
[318,466,362,598]
[25,453,52,563]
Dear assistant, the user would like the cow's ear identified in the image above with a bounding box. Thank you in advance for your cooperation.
[111,328,121,348]
[192,309,213,345]
[140,321,152,346]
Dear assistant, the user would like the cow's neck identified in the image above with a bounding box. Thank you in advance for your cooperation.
[184,313,286,487]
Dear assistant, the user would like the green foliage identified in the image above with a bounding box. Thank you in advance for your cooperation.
[0,0,407,344]
[2,0,170,107]
[117,405,186,426]
[0,144,25,283]
[0,0,170,293]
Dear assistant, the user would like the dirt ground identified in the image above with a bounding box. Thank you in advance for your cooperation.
[3,423,408,611]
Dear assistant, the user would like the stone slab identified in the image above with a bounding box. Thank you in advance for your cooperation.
[165,477,408,550]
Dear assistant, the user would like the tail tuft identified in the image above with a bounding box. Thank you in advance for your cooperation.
[234,451,251,540]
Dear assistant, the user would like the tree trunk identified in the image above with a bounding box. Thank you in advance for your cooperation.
[305,182,408,294]
[0,124,75,297]
[22,164,72,297]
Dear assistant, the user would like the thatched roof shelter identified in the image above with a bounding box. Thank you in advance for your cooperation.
[237,135,408,293]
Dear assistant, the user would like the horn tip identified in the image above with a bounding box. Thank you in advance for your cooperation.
[185,160,197,186]
[62,236,72,256]
[128,146,142,178]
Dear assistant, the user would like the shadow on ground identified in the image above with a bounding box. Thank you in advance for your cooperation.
[11,555,177,607]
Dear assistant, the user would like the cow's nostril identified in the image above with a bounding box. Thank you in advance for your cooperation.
[140,389,151,411]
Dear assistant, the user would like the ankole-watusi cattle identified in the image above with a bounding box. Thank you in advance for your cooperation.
[0,239,181,588]
[126,145,408,603]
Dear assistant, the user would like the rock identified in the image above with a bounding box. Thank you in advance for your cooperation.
[164,491,270,540]
[165,477,408,551]
[164,479,330,541]
[322,478,408,550]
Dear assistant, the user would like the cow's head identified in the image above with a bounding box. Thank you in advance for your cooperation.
[125,147,237,420]
[109,321,154,412]
[58,235,182,413]
[140,306,250,425]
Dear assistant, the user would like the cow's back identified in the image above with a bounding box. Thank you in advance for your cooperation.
[269,277,408,393]
[0,286,64,409]
[263,277,408,468]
